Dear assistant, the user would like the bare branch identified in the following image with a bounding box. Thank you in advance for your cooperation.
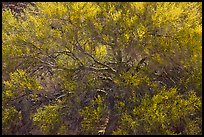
[54,50,84,66]
[75,42,117,73]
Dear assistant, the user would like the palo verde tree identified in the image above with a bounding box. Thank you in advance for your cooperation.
[2,2,202,135]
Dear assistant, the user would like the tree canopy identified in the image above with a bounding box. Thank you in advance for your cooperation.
[2,2,202,135]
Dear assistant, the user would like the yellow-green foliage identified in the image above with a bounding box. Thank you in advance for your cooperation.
[2,69,43,134]
[95,45,108,61]
[33,104,61,134]
[3,69,42,102]
[114,88,202,135]
[120,72,141,87]
[2,2,202,135]
[2,107,22,135]
[80,95,108,135]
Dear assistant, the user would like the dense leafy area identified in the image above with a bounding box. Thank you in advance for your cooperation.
[2,2,202,135]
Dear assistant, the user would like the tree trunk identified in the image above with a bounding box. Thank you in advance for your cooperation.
[104,110,119,135]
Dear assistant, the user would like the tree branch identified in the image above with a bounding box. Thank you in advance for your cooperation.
[76,41,117,73]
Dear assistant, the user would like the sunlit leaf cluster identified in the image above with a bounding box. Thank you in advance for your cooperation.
[2,2,201,135]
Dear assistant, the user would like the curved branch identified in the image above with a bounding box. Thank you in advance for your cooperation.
[76,42,117,73]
